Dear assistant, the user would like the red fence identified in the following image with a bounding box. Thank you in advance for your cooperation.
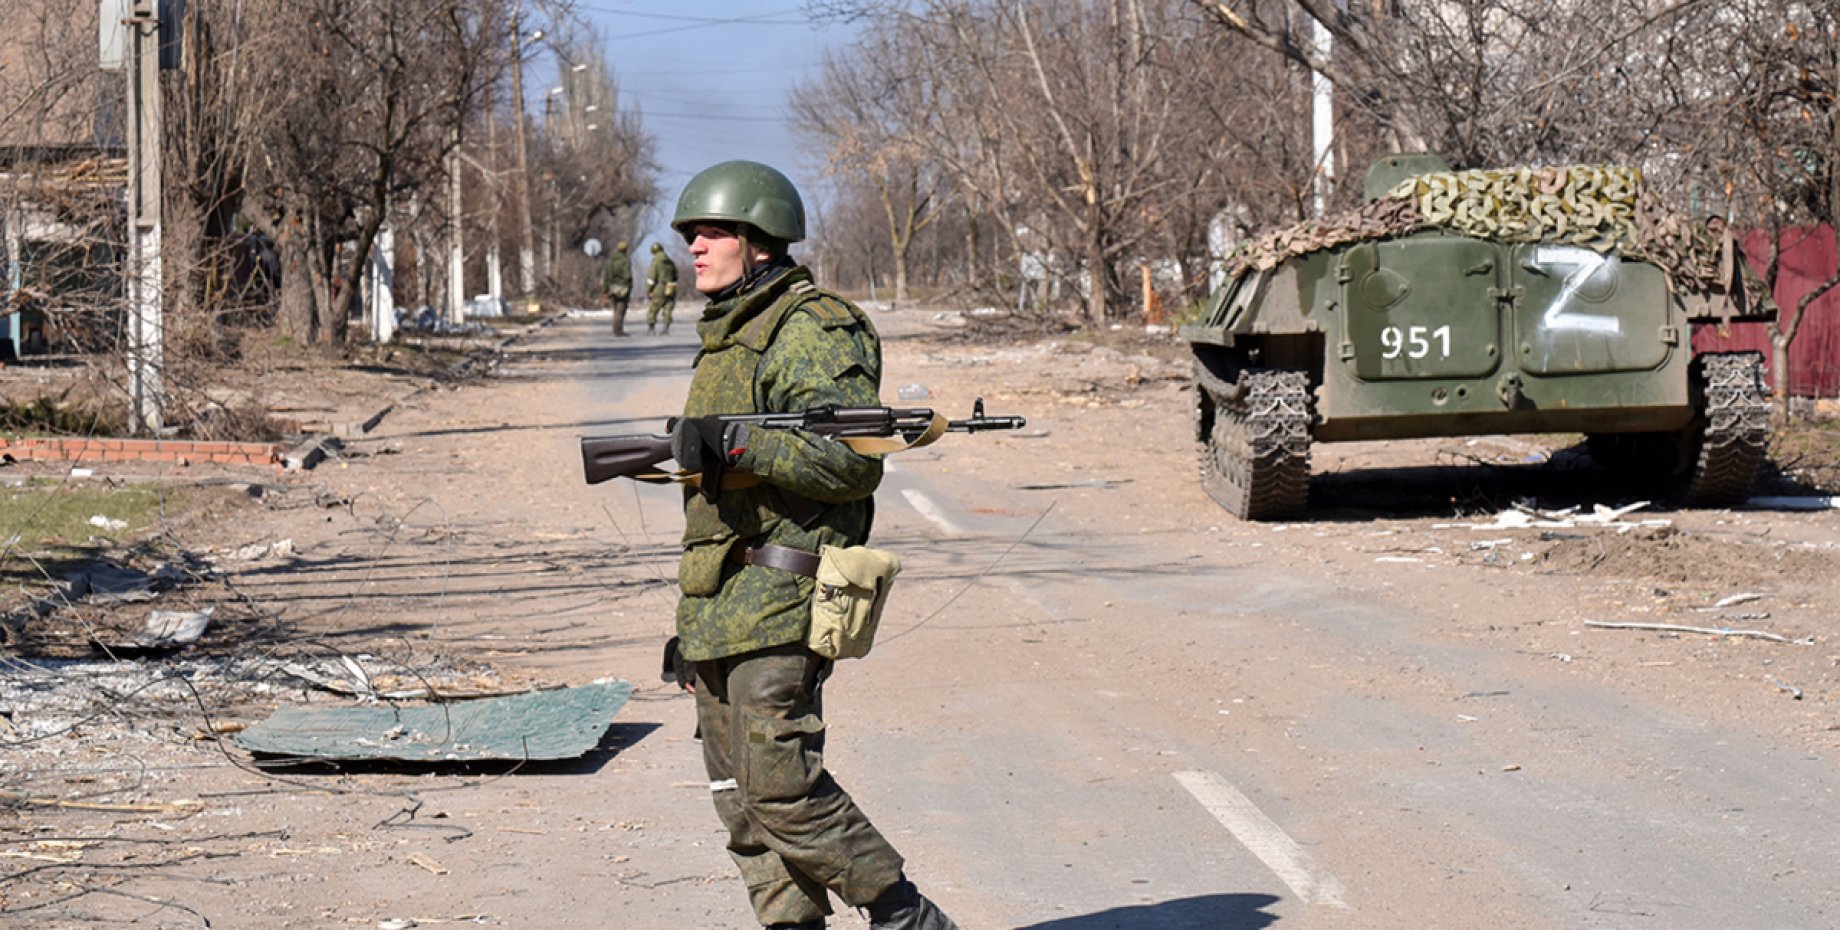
[1692,225,1840,397]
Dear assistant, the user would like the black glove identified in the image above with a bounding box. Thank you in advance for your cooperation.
[670,417,751,498]
[660,636,694,691]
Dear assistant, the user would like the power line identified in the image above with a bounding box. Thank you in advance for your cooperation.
[638,110,787,123]
[592,10,812,40]
[574,5,807,25]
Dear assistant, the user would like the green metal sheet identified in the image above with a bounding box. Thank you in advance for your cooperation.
[234,679,632,762]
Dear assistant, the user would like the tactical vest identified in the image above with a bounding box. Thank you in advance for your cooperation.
[675,267,880,661]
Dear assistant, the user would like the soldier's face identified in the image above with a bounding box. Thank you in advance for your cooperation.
[687,224,745,293]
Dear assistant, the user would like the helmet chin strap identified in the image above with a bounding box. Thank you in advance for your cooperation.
[738,227,757,276]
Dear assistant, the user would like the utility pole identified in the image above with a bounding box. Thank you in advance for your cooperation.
[485,114,504,306]
[369,203,396,344]
[126,0,166,434]
[509,3,537,299]
[448,136,466,325]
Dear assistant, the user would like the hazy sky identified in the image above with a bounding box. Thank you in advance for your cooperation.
[571,2,860,243]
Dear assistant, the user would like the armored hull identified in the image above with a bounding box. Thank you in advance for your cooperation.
[1183,157,1774,520]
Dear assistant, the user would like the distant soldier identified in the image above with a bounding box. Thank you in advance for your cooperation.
[602,240,633,336]
[646,243,677,335]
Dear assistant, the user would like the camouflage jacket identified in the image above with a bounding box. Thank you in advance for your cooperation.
[601,251,631,291]
[675,265,883,662]
[648,256,677,298]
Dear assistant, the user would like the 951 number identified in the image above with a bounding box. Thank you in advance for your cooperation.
[1380,324,1451,359]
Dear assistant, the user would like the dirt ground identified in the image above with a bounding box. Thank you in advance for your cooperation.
[3,306,1839,927]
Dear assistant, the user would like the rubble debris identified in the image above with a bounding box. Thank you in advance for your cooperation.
[1697,592,1768,611]
[233,678,632,762]
[1766,675,1805,700]
[1435,501,1669,532]
[91,607,215,654]
[219,538,296,565]
[284,435,343,471]
[1013,478,1129,490]
[1584,620,1812,645]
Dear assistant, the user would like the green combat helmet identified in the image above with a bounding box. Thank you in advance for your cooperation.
[651,243,663,253]
[671,160,806,243]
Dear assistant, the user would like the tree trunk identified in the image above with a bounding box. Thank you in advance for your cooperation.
[1085,193,1109,322]
[892,246,911,303]
[272,204,319,346]
[1771,328,1791,407]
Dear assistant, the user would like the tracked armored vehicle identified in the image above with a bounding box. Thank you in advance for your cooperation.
[1183,154,1775,521]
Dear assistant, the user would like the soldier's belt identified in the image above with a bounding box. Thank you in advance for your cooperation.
[728,542,821,578]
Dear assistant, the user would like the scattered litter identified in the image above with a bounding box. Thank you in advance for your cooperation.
[1713,612,1771,622]
[69,467,93,477]
[1013,478,1129,490]
[1584,620,1812,645]
[87,515,128,532]
[1747,496,1840,511]
[406,853,449,875]
[0,793,203,814]
[1468,539,1515,551]
[1698,592,1767,611]
[378,920,417,930]
[222,539,296,564]
[233,678,632,762]
[279,659,532,702]
[1767,675,1804,700]
[897,383,932,401]
[1375,556,1422,564]
[1434,501,1669,532]
[65,562,155,604]
[95,607,215,652]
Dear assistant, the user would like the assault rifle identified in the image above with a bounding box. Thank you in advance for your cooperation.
[580,399,1026,487]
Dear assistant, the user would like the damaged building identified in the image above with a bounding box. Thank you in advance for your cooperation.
[1,0,129,364]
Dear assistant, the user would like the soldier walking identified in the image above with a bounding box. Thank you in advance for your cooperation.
[602,240,633,336]
[646,242,677,335]
[662,160,961,930]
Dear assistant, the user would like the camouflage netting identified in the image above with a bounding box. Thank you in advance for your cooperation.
[1229,165,1743,298]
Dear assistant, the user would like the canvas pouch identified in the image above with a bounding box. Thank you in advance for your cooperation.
[806,545,900,659]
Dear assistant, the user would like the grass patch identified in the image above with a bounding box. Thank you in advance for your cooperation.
[1,480,188,590]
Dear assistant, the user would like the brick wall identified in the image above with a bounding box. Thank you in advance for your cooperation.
[0,437,283,467]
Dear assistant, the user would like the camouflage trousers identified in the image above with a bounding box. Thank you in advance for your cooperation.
[606,288,630,335]
[647,295,675,328]
[694,644,905,926]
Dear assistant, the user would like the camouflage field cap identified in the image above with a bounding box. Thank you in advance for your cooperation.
[671,160,805,243]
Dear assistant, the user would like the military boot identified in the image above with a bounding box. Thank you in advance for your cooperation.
[866,878,959,930]
[765,921,823,930]
[647,322,656,335]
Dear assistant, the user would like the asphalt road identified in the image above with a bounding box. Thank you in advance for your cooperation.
[524,310,1840,929]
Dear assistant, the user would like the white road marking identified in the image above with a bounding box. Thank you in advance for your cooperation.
[1174,770,1350,909]
[900,488,964,534]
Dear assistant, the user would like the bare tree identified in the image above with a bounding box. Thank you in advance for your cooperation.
[790,27,953,303]
[238,0,509,347]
